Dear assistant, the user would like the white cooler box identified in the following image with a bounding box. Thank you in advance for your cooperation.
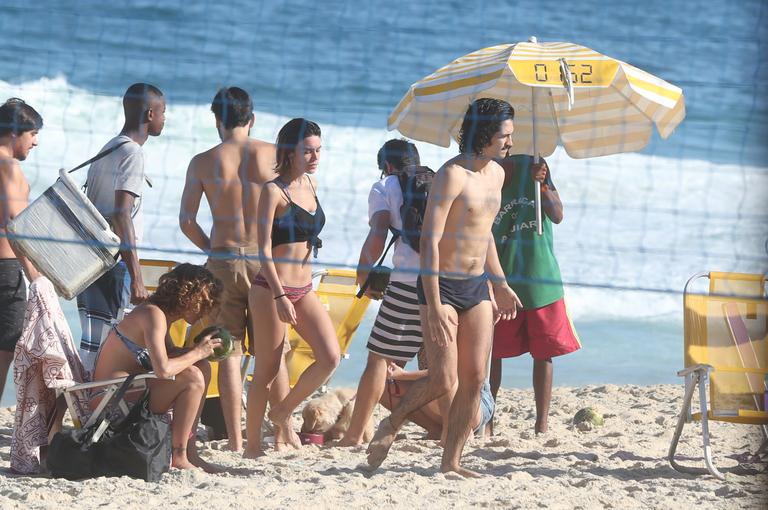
[8,169,121,299]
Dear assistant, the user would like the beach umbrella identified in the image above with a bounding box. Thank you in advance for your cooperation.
[388,37,685,234]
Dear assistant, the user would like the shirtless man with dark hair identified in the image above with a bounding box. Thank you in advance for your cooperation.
[367,98,523,477]
[180,86,292,452]
[0,98,42,401]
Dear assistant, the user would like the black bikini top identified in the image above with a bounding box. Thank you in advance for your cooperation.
[271,176,326,257]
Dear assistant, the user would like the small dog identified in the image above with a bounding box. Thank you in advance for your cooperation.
[301,388,373,443]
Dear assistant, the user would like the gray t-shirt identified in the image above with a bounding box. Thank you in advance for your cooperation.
[85,135,145,243]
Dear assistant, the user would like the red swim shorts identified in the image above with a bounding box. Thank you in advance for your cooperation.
[492,298,581,360]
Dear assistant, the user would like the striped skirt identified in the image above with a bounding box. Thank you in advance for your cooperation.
[366,281,423,362]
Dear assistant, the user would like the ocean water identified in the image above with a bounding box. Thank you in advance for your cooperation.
[1,1,767,405]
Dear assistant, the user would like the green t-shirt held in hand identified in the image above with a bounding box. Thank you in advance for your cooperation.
[492,154,564,309]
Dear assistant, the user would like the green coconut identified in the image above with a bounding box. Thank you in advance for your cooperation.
[573,407,604,429]
[194,325,234,362]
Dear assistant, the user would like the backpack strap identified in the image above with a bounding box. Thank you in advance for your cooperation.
[68,140,131,174]
[69,140,154,192]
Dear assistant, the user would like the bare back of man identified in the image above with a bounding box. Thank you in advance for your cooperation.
[190,137,275,248]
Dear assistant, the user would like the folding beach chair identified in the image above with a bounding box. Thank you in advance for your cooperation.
[668,271,768,480]
[285,269,371,388]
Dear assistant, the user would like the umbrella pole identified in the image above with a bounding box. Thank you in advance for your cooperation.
[531,87,543,236]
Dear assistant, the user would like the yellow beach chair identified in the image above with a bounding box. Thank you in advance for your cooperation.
[140,259,190,343]
[668,271,768,479]
[284,269,371,387]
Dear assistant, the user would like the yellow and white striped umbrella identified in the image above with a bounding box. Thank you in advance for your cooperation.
[388,40,685,159]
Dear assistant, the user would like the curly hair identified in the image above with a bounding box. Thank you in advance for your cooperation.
[147,263,222,318]
[458,98,515,155]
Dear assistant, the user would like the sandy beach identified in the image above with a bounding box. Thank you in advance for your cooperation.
[0,383,765,509]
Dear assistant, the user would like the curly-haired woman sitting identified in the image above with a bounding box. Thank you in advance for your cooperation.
[92,263,223,471]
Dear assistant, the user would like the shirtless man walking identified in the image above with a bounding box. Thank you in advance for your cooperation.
[180,86,290,452]
[0,98,42,401]
[367,98,522,477]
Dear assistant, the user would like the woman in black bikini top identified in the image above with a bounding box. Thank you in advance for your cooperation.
[270,174,326,257]
[245,118,341,458]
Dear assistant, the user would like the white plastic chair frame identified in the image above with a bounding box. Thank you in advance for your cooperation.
[59,373,170,444]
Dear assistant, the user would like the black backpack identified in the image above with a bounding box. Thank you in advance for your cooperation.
[396,165,434,253]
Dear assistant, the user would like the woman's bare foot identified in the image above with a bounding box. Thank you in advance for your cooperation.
[269,409,301,450]
[534,418,548,435]
[337,435,363,447]
[187,445,224,474]
[441,464,482,478]
[171,447,199,470]
[366,417,398,470]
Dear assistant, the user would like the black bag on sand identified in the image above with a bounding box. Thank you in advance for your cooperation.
[47,375,171,482]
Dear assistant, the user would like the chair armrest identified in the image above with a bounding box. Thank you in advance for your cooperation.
[61,373,172,393]
[677,364,714,377]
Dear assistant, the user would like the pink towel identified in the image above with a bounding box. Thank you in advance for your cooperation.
[11,277,90,474]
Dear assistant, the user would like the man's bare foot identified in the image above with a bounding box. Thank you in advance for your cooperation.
[441,464,482,478]
[366,417,398,469]
[243,447,267,459]
[535,419,548,435]
[226,440,244,453]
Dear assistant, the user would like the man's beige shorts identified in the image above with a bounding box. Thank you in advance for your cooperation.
[205,247,261,356]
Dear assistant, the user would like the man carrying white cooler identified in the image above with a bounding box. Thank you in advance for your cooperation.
[76,83,165,373]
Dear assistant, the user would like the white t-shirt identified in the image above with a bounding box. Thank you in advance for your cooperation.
[367,175,419,283]
[84,135,146,243]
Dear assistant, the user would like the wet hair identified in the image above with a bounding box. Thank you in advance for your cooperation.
[122,83,164,128]
[147,263,222,318]
[0,98,43,137]
[458,98,515,155]
[376,139,420,174]
[275,118,321,175]
[211,87,253,129]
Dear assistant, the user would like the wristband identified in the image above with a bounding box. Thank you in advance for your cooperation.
[274,293,287,300]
